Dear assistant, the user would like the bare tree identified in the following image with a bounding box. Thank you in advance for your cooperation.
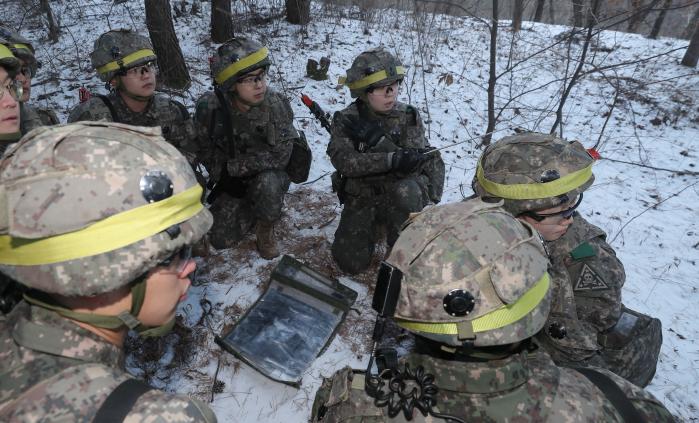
[512,0,523,31]
[145,0,191,90]
[39,0,60,43]
[572,0,585,27]
[649,0,673,39]
[211,0,233,42]
[628,0,661,33]
[286,0,311,25]
[533,0,546,23]
[681,6,699,39]
[483,0,498,146]
[681,18,699,67]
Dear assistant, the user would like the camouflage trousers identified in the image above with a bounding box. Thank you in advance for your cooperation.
[331,176,429,274]
[209,170,290,249]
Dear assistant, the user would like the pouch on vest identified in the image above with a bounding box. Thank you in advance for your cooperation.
[215,255,357,386]
[286,131,312,183]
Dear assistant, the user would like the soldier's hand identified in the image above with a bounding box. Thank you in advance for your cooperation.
[340,114,385,151]
[390,149,424,173]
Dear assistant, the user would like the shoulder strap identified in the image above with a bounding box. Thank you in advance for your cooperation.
[575,367,645,423]
[93,378,153,423]
[96,94,120,123]
[171,99,190,119]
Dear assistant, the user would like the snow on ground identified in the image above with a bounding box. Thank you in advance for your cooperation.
[6,0,699,421]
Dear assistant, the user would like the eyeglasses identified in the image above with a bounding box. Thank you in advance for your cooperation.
[237,70,267,86]
[158,245,193,275]
[0,79,23,101]
[125,61,158,77]
[367,81,400,97]
[522,193,584,222]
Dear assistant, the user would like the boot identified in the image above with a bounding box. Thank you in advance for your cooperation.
[256,220,279,259]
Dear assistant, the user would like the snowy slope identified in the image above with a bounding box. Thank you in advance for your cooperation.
[7,0,699,421]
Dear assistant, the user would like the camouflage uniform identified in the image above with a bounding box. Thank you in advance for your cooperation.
[0,123,215,422]
[312,199,673,422]
[328,49,445,274]
[195,38,302,256]
[67,29,196,158]
[472,132,662,387]
[0,26,59,135]
[545,216,662,387]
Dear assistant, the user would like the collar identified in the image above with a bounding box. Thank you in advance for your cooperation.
[113,91,155,117]
[404,349,530,394]
[11,303,122,367]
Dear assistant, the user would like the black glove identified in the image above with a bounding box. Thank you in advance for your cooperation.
[339,113,386,152]
[391,149,424,173]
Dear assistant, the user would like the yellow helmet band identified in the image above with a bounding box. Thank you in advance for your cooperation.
[97,49,156,76]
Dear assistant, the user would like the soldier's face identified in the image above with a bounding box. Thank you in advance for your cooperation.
[16,58,31,102]
[0,68,20,135]
[233,68,267,106]
[519,202,575,241]
[137,250,195,327]
[367,81,399,113]
[117,63,157,97]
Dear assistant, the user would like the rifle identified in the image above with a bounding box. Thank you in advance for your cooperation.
[206,87,248,204]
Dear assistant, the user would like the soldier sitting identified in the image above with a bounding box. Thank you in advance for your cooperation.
[472,132,662,387]
[0,26,60,135]
[194,37,309,259]
[312,199,674,422]
[68,29,196,159]
[328,49,445,274]
[0,122,216,422]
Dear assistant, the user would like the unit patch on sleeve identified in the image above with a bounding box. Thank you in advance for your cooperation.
[574,263,609,291]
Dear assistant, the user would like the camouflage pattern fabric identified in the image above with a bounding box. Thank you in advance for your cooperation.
[210,37,270,90]
[68,92,198,160]
[90,29,156,83]
[543,216,662,387]
[311,349,674,422]
[0,303,216,422]
[194,89,297,243]
[327,100,444,274]
[20,103,59,135]
[207,170,290,249]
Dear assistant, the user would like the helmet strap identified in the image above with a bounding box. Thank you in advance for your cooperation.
[0,131,21,142]
[23,276,175,338]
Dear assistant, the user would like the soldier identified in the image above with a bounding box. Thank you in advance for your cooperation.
[0,42,21,149]
[0,25,60,134]
[472,132,662,387]
[328,49,445,274]
[68,29,196,160]
[0,122,216,421]
[311,199,674,422]
[194,37,309,259]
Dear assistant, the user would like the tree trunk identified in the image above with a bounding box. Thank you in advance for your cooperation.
[286,0,311,25]
[649,0,673,39]
[483,0,498,146]
[572,0,585,28]
[681,7,699,39]
[145,0,191,90]
[39,0,60,43]
[211,0,233,42]
[533,0,546,23]
[628,0,661,33]
[681,19,699,67]
[512,0,523,32]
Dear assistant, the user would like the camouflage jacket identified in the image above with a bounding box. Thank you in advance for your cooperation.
[20,103,59,135]
[0,303,217,422]
[194,89,296,179]
[327,101,444,203]
[535,216,625,365]
[67,92,197,159]
[311,350,674,422]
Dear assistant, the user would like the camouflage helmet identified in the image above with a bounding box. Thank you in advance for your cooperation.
[387,199,551,348]
[342,48,405,98]
[0,42,20,78]
[211,37,270,91]
[0,122,213,297]
[0,25,37,77]
[91,29,157,82]
[472,132,595,216]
